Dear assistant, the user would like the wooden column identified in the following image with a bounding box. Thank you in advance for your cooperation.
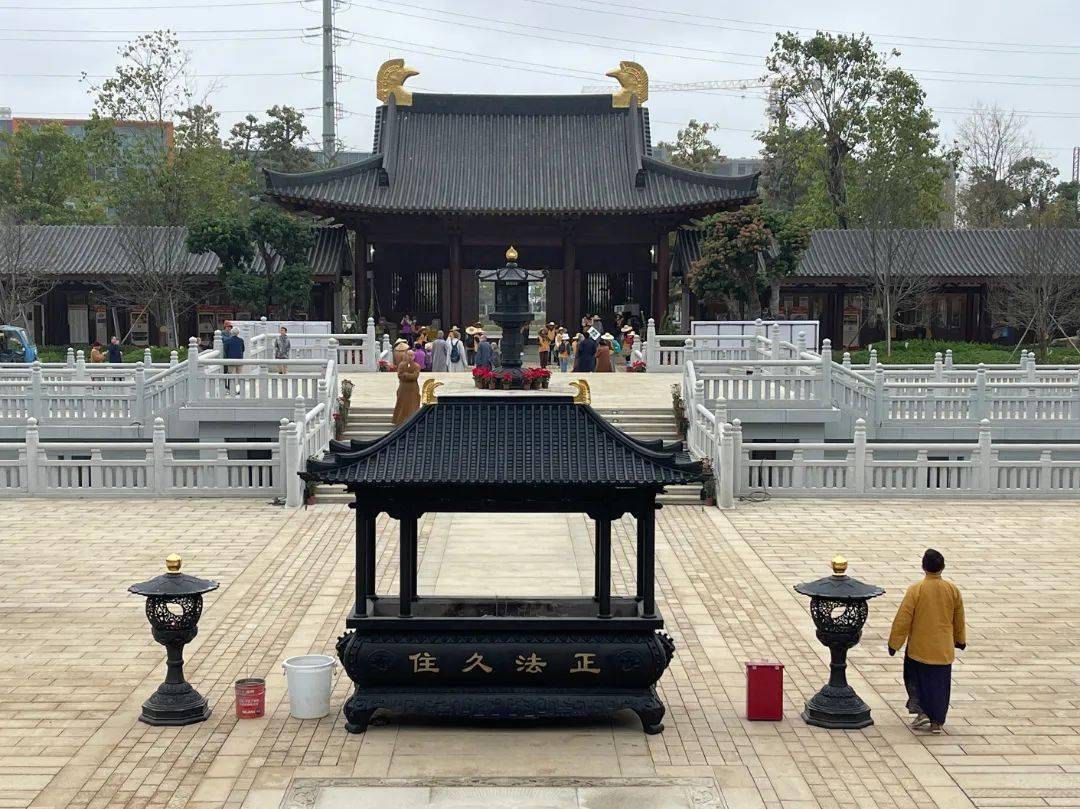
[655,233,671,326]
[352,230,368,319]
[635,511,645,601]
[399,512,417,618]
[353,501,376,617]
[595,517,611,619]
[562,229,577,326]
[448,230,462,330]
[640,504,656,618]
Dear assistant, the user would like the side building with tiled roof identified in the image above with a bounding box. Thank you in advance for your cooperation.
[12,224,351,348]
[674,227,1080,348]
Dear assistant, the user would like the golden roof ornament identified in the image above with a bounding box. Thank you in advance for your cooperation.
[505,245,518,262]
[376,58,420,106]
[421,379,443,405]
[606,61,648,108]
[569,379,592,405]
[165,554,182,574]
[831,555,848,576]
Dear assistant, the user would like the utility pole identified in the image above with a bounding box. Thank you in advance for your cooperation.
[322,0,336,165]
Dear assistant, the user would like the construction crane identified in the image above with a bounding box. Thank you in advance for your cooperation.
[580,78,768,94]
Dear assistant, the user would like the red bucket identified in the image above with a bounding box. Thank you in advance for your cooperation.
[235,678,265,719]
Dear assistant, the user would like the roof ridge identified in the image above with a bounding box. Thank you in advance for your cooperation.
[263,153,383,190]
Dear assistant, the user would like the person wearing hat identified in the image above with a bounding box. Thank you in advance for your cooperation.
[445,328,469,372]
[620,324,635,369]
[392,338,408,368]
[554,327,572,372]
[464,323,480,365]
[596,333,615,372]
[538,321,556,368]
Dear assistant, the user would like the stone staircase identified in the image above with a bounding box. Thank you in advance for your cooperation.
[312,403,705,506]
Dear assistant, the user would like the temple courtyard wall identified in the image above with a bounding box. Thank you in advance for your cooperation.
[0,498,1076,809]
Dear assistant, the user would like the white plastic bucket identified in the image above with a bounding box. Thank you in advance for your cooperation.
[282,654,337,719]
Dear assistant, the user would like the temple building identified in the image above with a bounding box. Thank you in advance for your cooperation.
[264,59,758,329]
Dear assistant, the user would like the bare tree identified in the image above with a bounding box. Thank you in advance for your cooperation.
[956,104,1034,228]
[858,228,934,356]
[105,226,205,346]
[0,213,56,330]
[990,228,1080,361]
[956,103,1032,182]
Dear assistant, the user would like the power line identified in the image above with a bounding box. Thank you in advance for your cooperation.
[348,1,1080,90]
[516,0,1080,56]
[346,2,759,68]
[0,0,300,8]
[0,27,314,33]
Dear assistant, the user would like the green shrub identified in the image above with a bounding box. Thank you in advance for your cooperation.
[35,345,190,363]
[846,339,1080,365]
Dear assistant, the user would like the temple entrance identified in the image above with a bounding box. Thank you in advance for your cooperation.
[390,269,442,327]
[585,270,638,327]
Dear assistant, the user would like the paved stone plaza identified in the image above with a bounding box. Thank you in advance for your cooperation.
[1,498,1078,809]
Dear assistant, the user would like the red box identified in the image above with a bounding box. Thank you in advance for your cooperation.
[746,660,784,721]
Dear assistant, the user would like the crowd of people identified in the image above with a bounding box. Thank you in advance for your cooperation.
[390,312,644,373]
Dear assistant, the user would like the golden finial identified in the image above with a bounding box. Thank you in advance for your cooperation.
[606,61,649,108]
[831,555,848,576]
[165,554,182,574]
[569,379,592,405]
[421,378,443,405]
[376,58,420,106]
[505,245,518,262]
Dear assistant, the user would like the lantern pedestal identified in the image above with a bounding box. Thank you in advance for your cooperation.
[139,628,212,726]
[801,640,872,729]
[129,556,219,728]
[794,556,884,731]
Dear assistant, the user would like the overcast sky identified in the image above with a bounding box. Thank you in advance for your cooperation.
[2,0,1078,176]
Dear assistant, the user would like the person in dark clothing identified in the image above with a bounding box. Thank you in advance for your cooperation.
[473,333,494,369]
[106,337,123,363]
[223,326,245,392]
[576,333,598,372]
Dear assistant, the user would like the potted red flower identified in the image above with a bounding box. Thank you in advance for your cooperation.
[377,359,392,372]
[539,367,552,388]
[501,371,512,390]
[629,360,647,373]
[472,366,490,389]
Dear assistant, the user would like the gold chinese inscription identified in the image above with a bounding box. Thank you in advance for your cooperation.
[514,652,548,674]
[569,652,601,674]
[409,651,440,674]
[461,653,493,674]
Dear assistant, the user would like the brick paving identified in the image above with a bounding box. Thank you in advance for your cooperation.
[0,498,1076,808]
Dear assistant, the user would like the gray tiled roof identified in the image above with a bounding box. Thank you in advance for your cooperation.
[18,224,350,277]
[307,396,703,487]
[674,227,1080,279]
[266,93,758,216]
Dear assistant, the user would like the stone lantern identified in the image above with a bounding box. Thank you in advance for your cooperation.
[794,555,885,729]
[476,245,546,375]
[128,555,219,726]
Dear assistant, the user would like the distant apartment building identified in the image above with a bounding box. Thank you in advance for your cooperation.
[0,107,174,169]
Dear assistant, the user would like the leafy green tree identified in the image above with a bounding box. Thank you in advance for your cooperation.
[187,205,314,317]
[0,123,105,224]
[763,31,947,229]
[688,204,810,318]
[86,32,252,226]
[1006,157,1059,223]
[657,120,724,173]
